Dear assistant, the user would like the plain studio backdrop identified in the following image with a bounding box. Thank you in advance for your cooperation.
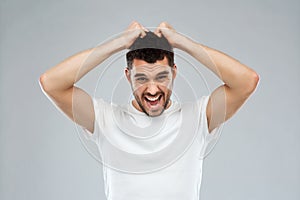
[0,0,299,200]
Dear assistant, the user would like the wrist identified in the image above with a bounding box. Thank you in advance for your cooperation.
[111,36,127,52]
[175,36,196,52]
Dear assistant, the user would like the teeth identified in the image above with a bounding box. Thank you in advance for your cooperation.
[146,96,160,101]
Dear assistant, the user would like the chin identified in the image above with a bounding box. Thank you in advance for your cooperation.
[147,109,165,117]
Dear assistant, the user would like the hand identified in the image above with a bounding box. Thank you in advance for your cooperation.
[121,21,149,49]
[154,22,185,49]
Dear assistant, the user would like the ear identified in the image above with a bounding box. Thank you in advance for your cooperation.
[172,64,177,79]
[125,67,131,82]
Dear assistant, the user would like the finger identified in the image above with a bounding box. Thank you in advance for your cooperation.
[128,22,145,37]
[128,21,137,29]
[154,27,162,37]
[140,30,147,38]
[141,25,149,32]
[158,21,173,29]
[128,21,142,31]
[136,24,147,38]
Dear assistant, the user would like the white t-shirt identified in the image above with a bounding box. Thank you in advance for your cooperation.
[82,96,222,200]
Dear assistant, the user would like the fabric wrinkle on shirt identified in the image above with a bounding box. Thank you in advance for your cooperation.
[82,95,222,200]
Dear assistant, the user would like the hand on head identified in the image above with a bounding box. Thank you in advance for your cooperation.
[122,21,181,49]
[122,21,149,49]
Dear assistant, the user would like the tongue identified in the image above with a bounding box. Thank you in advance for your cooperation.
[149,99,159,105]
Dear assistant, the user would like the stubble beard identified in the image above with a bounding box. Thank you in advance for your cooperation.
[134,91,172,117]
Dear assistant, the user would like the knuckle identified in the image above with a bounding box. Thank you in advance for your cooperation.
[160,21,168,26]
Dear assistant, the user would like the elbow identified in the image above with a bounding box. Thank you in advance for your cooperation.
[244,71,260,95]
[39,73,53,94]
[39,73,47,91]
[250,71,260,91]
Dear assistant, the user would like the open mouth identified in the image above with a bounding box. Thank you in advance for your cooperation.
[144,94,163,106]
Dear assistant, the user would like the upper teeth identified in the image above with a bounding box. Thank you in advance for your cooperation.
[146,96,159,101]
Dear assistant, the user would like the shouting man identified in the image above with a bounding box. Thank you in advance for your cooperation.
[40,21,259,200]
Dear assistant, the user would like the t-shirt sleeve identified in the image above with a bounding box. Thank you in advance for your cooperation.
[197,95,224,159]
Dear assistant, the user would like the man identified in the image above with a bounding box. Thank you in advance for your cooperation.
[40,21,259,199]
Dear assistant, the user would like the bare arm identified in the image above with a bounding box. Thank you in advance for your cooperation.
[39,22,147,133]
[155,22,259,133]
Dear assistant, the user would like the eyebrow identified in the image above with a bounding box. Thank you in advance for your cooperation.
[156,71,170,76]
[133,70,170,78]
[134,73,147,78]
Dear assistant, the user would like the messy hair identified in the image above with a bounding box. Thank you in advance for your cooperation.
[126,31,174,69]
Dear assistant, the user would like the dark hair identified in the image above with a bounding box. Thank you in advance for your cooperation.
[126,31,174,69]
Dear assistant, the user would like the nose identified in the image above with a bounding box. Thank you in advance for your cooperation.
[146,82,160,95]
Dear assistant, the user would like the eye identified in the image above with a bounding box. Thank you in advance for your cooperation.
[135,77,148,82]
[156,76,168,81]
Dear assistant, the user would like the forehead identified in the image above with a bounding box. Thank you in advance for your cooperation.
[132,56,169,67]
[131,57,171,74]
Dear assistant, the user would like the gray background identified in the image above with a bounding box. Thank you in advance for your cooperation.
[1,0,299,199]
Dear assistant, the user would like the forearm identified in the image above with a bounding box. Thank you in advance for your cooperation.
[177,37,258,92]
[40,37,125,93]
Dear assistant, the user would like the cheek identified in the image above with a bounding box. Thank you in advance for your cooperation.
[131,80,145,91]
[158,84,172,93]
[158,79,173,89]
[132,84,146,95]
